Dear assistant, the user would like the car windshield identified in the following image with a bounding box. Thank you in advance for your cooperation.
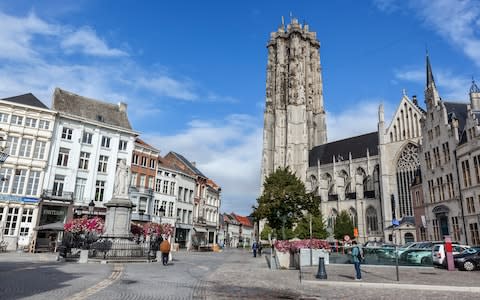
[461,248,480,254]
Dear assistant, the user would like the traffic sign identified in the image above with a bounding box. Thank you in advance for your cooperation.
[343,235,350,242]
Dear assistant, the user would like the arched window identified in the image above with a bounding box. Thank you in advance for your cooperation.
[396,143,420,217]
[309,174,318,193]
[349,207,358,227]
[404,232,415,243]
[328,208,338,229]
[366,206,378,234]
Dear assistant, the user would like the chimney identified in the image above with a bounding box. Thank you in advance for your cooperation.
[412,95,418,105]
[191,161,196,167]
[118,102,127,113]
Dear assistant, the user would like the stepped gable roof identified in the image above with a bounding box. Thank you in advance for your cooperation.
[232,213,253,228]
[444,101,468,131]
[309,132,379,167]
[52,88,132,130]
[207,179,221,191]
[168,151,207,178]
[1,93,48,109]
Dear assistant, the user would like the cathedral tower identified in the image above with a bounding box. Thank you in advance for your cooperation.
[261,18,327,185]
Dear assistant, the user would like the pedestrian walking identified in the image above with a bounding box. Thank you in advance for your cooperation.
[351,241,363,280]
[258,243,262,256]
[160,238,171,266]
[252,241,258,257]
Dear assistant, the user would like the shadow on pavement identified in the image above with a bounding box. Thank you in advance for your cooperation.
[0,262,79,299]
[208,282,303,299]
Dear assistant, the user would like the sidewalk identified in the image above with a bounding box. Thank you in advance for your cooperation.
[0,251,59,263]
[300,263,480,292]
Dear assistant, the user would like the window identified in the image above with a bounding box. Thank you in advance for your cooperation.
[139,175,146,187]
[61,127,73,140]
[425,152,432,170]
[432,219,440,241]
[148,176,154,189]
[141,156,147,167]
[153,199,160,216]
[434,125,440,137]
[366,206,378,233]
[4,207,19,235]
[0,113,8,123]
[10,115,23,125]
[82,132,93,144]
[74,178,87,202]
[97,155,108,173]
[11,169,27,194]
[57,148,69,167]
[161,201,167,215]
[7,136,19,156]
[462,160,472,188]
[428,180,435,203]
[168,202,174,217]
[470,223,480,246]
[442,142,450,163]
[26,170,40,196]
[170,182,175,195]
[474,155,480,184]
[0,168,12,193]
[149,159,155,169]
[131,173,137,186]
[95,180,106,201]
[428,130,433,141]
[452,217,461,242]
[101,136,111,148]
[132,154,139,165]
[78,152,90,170]
[155,179,161,192]
[163,180,169,194]
[52,175,65,196]
[33,141,46,159]
[25,117,37,128]
[446,174,454,199]
[18,138,33,157]
[20,227,30,237]
[437,177,444,201]
[21,208,33,223]
[433,147,441,167]
[118,140,127,151]
[38,120,50,129]
[467,197,476,214]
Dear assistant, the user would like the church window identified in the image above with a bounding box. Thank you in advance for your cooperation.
[396,143,419,217]
[366,206,378,234]
[461,160,472,188]
[473,155,480,184]
[349,207,357,227]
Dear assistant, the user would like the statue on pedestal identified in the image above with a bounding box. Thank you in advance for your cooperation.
[113,159,131,197]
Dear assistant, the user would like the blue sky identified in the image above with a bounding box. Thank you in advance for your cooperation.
[0,0,479,215]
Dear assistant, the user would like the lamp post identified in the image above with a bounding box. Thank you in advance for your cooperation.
[88,200,95,219]
[158,206,165,224]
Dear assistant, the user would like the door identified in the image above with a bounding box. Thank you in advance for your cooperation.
[439,215,449,238]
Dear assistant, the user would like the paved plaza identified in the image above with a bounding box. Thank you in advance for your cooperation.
[1,249,480,299]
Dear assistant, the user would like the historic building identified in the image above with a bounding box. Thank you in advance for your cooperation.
[0,94,56,250]
[43,88,137,222]
[261,18,424,243]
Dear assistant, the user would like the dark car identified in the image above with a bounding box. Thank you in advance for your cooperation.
[454,247,480,271]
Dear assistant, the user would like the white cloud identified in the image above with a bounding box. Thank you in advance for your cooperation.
[142,114,263,215]
[61,26,128,57]
[136,76,198,101]
[394,67,470,100]
[326,100,382,142]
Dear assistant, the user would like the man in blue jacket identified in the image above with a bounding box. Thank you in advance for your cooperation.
[351,241,363,280]
[252,241,258,257]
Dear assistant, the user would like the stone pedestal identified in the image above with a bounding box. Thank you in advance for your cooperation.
[79,249,89,264]
[103,196,135,238]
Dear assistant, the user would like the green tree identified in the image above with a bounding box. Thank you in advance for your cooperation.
[333,210,354,240]
[260,223,272,240]
[294,213,328,239]
[252,167,320,240]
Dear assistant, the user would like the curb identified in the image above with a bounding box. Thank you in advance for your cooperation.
[302,279,480,293]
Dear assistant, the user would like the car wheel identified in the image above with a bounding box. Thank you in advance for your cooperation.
[463,261,475,271]
[421,256,431,265]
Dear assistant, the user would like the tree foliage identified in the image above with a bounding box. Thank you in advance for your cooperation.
[252,167,320,238]
[294,213,328,239]
[333,210,354,240]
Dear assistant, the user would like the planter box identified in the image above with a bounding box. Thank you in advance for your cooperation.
[275,250,291,269]
[300,248,329,267]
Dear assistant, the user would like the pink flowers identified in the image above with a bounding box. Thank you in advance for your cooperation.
[64,217,104,234]
[274,239,331,253]
[131,222,174,238]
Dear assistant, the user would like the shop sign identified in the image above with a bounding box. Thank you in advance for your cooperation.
[0,194,39,203]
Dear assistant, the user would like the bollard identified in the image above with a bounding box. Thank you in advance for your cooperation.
[316,256,327,279]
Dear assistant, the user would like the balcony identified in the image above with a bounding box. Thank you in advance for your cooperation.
[41,190,74,202]
[129,186,154,196]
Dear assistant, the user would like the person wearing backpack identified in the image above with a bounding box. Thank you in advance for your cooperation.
[351,241,363,280]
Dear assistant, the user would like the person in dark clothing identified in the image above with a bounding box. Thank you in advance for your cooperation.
[258,243,263,256]
[252,241,259,257]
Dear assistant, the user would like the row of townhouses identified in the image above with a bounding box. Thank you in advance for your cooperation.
[218,213,254,248]
[0,88,221,251]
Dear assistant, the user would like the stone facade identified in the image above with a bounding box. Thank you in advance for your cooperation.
[261,18,327,185]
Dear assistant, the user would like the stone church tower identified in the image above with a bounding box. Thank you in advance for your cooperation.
[261,18,327,185]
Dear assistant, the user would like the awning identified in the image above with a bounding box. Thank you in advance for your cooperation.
[193,227,207,233]
[34,222,65,231]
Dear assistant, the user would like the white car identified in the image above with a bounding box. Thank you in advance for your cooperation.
[432,244,470,267]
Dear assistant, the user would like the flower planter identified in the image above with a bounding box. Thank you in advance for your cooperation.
[275,250,291,269]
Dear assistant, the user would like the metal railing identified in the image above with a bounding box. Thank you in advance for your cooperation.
[41,190,74,202]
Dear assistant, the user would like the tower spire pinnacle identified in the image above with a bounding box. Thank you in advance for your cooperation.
[470,76,480,93]
[426,52,435,87]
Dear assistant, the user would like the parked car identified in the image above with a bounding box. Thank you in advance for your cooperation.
[432,244,470,267]
[399,248,433,265]
[454,247,480,271]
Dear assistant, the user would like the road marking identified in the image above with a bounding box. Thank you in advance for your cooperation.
[69,263,123,300]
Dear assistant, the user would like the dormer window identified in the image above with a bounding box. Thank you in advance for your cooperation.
[96,115,104,122]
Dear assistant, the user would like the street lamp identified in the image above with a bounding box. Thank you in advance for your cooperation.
[158,206,165,223]
[88,200,95,218]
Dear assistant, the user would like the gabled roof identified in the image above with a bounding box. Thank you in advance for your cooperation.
[232,213,253,227]
[52,88,132,130]
[135,138,159,153]
[309,132,378,166]
[223,213,240,225]
[444,101,468,131]
[167,151,207,178]
[1,93,48,109]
